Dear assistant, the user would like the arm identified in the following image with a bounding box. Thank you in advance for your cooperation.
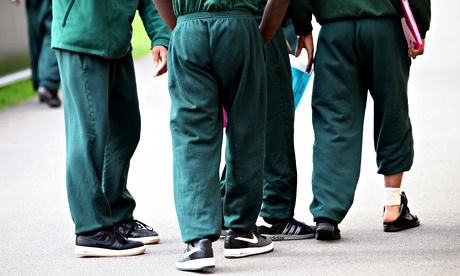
[259,0,290,46]
[152,0,177,30]
[287,0,314,73]
[408,0,430,59]
[138,0,172,76]
[285,0,313,38]
[409,0,431,39]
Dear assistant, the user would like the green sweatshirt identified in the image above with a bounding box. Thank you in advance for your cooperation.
[308,0,431,38]
[51,0,171,59]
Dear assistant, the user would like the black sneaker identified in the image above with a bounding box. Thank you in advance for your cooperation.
[47,93,61,108]
[257,218,316,241]
[176,239,215,271]
[38,86,52,103]
[315,218,341,240]
[38,86,61,108]
[116,219,160,244]
[75,227,145,257]
[224,229,274,258]
[383,191,420,232]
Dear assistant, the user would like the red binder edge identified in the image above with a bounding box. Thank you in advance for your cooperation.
[401,0,424,48]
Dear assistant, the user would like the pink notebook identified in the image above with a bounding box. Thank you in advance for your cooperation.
[401,0,424,48]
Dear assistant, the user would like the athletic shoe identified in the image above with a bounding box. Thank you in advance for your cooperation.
[116,219,160,244]
[75,227,146,257]
[224,229,274,258]
[176,239,215,271]
[315,218,341,240]
[257,217,316,240]
[37,86,61,108]
[383,191,420,232]
[38,86,52,103]
[220,225,228,238]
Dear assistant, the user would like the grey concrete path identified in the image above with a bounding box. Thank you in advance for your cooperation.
[1,2,460,275]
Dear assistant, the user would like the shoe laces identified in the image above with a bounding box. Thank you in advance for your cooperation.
[112,227,128,244]
[125,219,153,236]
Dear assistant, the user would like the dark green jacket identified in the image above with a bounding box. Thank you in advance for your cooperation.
[52,0,171,59]
[308,0,431,38]
[257,0,313,36]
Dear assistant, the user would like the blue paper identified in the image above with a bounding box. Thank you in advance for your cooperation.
[291,67,313,109]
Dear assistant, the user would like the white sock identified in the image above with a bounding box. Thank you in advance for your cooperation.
[384,188,401,206]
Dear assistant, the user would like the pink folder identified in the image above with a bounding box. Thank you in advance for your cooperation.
[401,0,424,49]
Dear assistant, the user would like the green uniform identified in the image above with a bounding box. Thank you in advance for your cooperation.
[52,0,170,234]
[168,0,266,243]
[306,0,431,223]
[25,0,60,94]
[255,0,312,221]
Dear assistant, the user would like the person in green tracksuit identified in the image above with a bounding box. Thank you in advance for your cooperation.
[302,0,431,240]
[254,0,316,240]
[51,0,171,257]
[154,0,289,271]
[10,0,61,107]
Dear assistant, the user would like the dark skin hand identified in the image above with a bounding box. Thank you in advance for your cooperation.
[295,33,314,74]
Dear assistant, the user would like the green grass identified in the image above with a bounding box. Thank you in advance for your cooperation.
[0,12,151,111]
[0,79,36,109]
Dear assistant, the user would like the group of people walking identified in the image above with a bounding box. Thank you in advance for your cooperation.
[45,0,431,272]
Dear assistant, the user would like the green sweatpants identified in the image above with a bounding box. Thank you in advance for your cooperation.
[310,18,414,223]
[26,0,60,93]
[259,27,297,221]
[169,11,267,243]
[56,50,139,234]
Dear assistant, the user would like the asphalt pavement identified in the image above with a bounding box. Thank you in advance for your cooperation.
[1,1,459,275]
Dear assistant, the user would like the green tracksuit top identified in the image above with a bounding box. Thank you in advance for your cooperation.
[256,0,313,35]
[51,0,170,59]
[172,0,258,16]
[307,0,431,38]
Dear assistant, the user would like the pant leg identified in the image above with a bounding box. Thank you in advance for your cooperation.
[170,12,266,243]
[25,0,41,90]
[309,21,368,223]
[354,18,413,175]
[259,27,297,220]
[214,13,266,232]
[26,0,60,93]
[56,49,113,234]
[101,53,140,224]
[169,15,224,243]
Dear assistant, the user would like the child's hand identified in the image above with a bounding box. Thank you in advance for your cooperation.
[296,33,314,74]
[152,45,168,77]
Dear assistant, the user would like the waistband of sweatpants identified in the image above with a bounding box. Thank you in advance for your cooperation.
[177,10,254,24]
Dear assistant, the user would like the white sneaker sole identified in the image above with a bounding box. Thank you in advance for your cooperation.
[224,243,274,258]
[262,233,315,241]
[75,245,146,257]
[176,257,215,271]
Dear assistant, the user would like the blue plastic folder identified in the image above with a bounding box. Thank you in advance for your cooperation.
[289,54,313,109]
